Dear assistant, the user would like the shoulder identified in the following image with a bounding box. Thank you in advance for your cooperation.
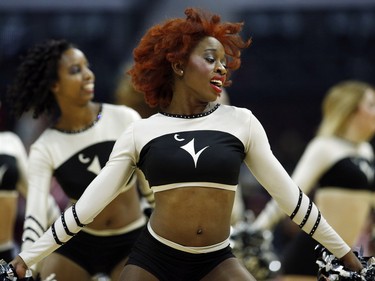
[218,105,264,134]
[0,131,25,150]
[305,136,371,161]
[0,131,22,142]
[308,136,335,148]
[102,103,141,121]
[30,129,52,148]
[305,136,340,154]
[219,103,252,114]
[218,104,254,122]
[0,131,25,153]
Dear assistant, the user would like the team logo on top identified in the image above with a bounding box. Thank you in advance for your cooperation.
[78,154,102,175]
[352,158,375,183]
[174,134,209,168]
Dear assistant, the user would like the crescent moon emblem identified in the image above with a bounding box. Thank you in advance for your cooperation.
[174,134,185,142]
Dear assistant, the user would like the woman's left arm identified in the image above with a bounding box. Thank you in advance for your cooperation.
[244,114,361,271]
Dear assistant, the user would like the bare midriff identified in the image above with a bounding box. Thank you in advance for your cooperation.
[316,188,372,246]
[150,186,235,246]
[69,184,143,230]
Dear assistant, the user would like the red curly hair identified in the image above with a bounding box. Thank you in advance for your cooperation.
[129,7,251,108]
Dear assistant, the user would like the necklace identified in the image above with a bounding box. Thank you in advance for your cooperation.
[159,103,220,119]
[55,104,103,134]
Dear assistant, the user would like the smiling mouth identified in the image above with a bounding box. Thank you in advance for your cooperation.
[210,79,223,87]
[83,83,94,91]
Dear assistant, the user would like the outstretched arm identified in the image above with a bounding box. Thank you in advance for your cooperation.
[244,114,362,272]
[10,125,139,277]
[251,137,332,232]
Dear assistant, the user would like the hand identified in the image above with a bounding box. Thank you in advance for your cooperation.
[10,255,28,279]
[339,250,363,273]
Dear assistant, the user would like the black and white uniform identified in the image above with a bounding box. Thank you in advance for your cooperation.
[0,132,28,260]
[19,104,351,276]
[280,137,375,276]
[21,103,146,275]
[0,132,28,193]
[0,132,61,261]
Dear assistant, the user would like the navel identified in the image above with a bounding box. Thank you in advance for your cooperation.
[196,228,203,235]
[105,219,113,227]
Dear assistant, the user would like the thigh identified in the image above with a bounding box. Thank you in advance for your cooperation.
[40,253,91,281]
[119,264,159,281]
[110,257,128,281]
[201,257,256,281]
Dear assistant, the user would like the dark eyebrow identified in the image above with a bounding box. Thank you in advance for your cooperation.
[204,48,217,52]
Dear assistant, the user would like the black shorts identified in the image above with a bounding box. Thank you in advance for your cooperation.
[55,225,144,275]
[126,226,235,281]
[281,231,320,276]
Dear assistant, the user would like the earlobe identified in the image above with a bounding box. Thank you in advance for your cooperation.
[171,62,184,77]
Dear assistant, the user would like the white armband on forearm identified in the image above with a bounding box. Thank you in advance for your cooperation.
[49,204,85,245]
[19,230,60,267]
[22,215,47,252]
[288,188,350,258]
[19,204,91,267]
[312,216,351,258]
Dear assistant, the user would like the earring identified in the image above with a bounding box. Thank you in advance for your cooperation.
[180,70,184,75]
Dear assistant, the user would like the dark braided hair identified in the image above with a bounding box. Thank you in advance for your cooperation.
[6,39,73,119]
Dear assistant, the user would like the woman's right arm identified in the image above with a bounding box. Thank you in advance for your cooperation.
[11,125,139,277]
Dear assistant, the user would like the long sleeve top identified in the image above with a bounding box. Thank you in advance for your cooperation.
[19,104,351,266]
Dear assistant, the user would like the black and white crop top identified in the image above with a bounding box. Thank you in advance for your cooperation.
[0,132,28,193]
[252,136,375,231]
[138,104,243,192]
[19,104,351,266]
[21,103,142,251]
[0,132,62,243]
[294,136,374,192]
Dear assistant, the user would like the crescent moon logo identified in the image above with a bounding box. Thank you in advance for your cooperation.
[174,134,185,142]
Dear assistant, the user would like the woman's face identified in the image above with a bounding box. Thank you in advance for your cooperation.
[355,89,375,139]
[52,48,95,107]
[181,36,227,102]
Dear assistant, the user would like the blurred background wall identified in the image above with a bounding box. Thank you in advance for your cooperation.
[1,0,375,205]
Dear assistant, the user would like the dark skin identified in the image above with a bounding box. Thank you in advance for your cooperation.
[120,36,363,281]
[11,37,253,281]
[11,47,145,281]
[51,48,143,232]
[11,37,363,281]
[149,37,233,247]
[121,35,256,281]
[151,187,234,246]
